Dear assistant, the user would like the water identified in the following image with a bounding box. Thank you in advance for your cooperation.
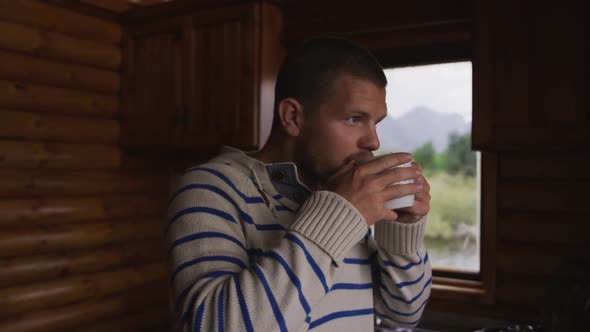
[425,237,479,272]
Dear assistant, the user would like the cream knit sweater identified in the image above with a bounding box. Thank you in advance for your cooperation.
[165,147,431,331]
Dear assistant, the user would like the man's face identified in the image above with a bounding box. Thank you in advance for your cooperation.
[295,74,387,183]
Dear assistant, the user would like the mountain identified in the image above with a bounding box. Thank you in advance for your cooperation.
[376,106,470,153]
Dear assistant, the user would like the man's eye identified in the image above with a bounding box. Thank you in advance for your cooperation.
[346,117,360,124]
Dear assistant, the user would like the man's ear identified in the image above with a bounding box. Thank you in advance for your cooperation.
[277,98,305,137]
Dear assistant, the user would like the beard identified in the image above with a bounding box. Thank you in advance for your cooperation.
[293,133,328,186]
[293,130,373,186]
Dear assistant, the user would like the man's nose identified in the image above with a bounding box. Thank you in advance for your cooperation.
[361,126,380,151]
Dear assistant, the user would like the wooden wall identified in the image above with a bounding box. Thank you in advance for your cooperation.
[284,0,589,328]
[0,0,586,330]
[0,1,171,331]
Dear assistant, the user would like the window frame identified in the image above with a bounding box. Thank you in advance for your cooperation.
[374,45,497,305]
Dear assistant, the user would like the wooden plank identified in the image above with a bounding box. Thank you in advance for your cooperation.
[0,80,118,117]
[0,109,119,144]
[499,181,587,213]
[0,140,121,169]
[0,50,120,94]
[0,262,166,318]
[500,152,590,179]
[0,20,121,69]
[0,239,164,287]
[0,170,167,197]
[495,273,589,309]
[70,305,168,332]
[471,0,495,148]
[0,281,167,332]
[496,244,588,277]
[0,219,162,257]
[495,279,552,306]
[498,213,590,245]
[487,127,590,151]
[0,0,122,44]
[0,194,165,227]
[479,152,497,304]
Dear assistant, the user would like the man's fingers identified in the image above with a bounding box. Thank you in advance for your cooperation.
[359,153,412,175]
[381,209,398,222]
[381,183,421,201]
[415,175,430,192]
[377,166,420,187]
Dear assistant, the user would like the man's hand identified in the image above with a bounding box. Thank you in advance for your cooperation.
[324,153,426,225]
[394,162,431,223]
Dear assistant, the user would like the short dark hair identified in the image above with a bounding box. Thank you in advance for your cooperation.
[272,37,387,129]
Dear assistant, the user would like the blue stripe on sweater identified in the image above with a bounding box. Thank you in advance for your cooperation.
[331,282,373,290]
[285,233,329,294]
[380,277,432,305]
[168,231,246,256]
[253,223,285,231]
[172,256,246,283]
[381,296,429,317]
[395,271,425,289]
[168,183,255,222]
[166,206,236,233]
[178,271,238,321]
[249,249,311,314]
[234,275,255,332]
[194,302,205,332]
[343,258,371,265]
[217,288,224,332]
[177,167,292,220]
[184,167,265,204]
[253,265,288,332]
[382,252,423,270]
[167,204,284,233]
[309,308,374,329]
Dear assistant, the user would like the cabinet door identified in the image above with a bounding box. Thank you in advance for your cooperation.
[472,0,587,150]
[183,4,259,150]
[121,18,186,152]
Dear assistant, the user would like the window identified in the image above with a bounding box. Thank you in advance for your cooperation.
[377,62,479,273]
[375,60,495,303]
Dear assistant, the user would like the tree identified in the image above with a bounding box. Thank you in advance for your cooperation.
[444,132,476,176]
[412,142,436,172]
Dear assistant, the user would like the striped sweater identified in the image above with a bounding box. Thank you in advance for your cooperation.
[165,147,432,331]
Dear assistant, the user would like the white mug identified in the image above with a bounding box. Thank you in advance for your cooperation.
[357,155,415,210]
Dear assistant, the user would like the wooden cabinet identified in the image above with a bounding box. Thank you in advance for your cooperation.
[472,0,587,150]
[121,2,283,155]
[122,17,185,152]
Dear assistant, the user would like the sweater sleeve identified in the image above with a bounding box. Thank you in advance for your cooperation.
[371,217,432,327]
[165,168,368,332]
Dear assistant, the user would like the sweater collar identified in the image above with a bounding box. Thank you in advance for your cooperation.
[215,146,311,209]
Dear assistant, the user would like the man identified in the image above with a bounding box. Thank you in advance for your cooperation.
[166,38,432,331]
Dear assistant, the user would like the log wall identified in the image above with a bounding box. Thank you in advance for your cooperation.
[0,1,170,331]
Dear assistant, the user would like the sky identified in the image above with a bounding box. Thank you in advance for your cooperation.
[384,61,472,122]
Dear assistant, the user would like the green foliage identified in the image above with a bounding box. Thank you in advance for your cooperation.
[378,132,478,242]
[443,132,476,177]
[424,172,478,241]
[412,142,436,171]
[410,132,476,177]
